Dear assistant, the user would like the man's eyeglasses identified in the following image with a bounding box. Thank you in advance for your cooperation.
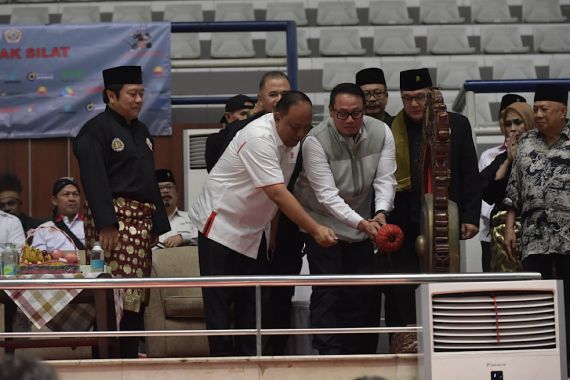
[0,198,20,209]
[504,119,524,127]
[363,90,387,99]
[401,93,427,104]
[333,109,364,120]
[159,184,175,191]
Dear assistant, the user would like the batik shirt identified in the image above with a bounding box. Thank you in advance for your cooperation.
[504,124,570,260]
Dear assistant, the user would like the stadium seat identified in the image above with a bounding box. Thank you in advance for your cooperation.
[321,61,364,91]
[471,0,517,23]
[316,1,359,26]
[61,6,100,24]
[171,33,201,59]
[266,2,307,26]
[10,7,49,24]
[112,5,152,23]
[163,4,203,23]
[522,0,566,23]
[533,26,570,53]
[549,57,570,78]
[13,0,51,3]
[492,59,537,80]
[474,94,495,124]
[211,32,255,58]
[265,30,311,57]
[427,27,475,54]
[373,27,421,55]
[319,28,366,56]
[381,61,423,90]
[481,26,530,54]
[420,0,465,24]
[369,1,413,25]
[214,2,254,22]
[436,61,480,89]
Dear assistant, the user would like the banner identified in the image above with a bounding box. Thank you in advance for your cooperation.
[0,22,171,139]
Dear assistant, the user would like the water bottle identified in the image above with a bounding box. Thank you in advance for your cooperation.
[90,242,104,272]
[2,244,19,276]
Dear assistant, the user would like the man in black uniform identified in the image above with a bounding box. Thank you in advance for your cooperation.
[386,68,481,351]
[74,65,170,358]
[356,67,394,125]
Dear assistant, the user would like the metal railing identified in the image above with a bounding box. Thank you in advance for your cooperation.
[453,79,570,137]
[0,272,542,356]
[170,20,298,111]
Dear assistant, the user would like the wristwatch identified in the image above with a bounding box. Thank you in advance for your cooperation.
[375,209,389,217]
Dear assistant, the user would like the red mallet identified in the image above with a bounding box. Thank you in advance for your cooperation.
[375,224,404,253]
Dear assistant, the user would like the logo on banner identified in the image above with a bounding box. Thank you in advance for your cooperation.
[59,86,75,97]
[36,86,48,96]
[27,72,54,81]
[111,138,125,152]
[131,30,152,50]
[3,28,22,44]
[4,72,20,84]
[153,66,164,77]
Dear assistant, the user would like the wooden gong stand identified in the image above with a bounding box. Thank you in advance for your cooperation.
[415,88,460,273]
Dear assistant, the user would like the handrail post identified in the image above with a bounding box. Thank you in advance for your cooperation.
[285,20,298,90]
[255,284,262,357]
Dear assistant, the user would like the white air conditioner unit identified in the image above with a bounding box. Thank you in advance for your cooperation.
[416,280,567,380]
[183,128,220,210]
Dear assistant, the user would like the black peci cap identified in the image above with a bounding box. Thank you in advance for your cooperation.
[534,84,568,106]
[400,68,432,91]
[356,68,387,87]
[102,66,142,86]
[155,169,176,185]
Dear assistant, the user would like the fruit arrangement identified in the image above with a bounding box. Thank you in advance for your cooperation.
[19,246,80,274]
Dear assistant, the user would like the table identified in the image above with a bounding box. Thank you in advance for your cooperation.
[0,273,119,358]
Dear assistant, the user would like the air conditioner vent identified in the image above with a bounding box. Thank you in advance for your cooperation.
[432,290,556,352]
[188,133,211,170]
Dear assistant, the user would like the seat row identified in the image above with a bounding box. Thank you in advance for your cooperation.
[173,24,570,60]
[318,57,570,91]
[3,0,568,25]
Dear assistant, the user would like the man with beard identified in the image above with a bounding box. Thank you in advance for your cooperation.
[356,67,393,125]
[155,169,197,248]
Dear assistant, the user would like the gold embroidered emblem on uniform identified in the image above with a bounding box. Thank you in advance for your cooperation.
[111,138,125,152]
[146,137,153,151]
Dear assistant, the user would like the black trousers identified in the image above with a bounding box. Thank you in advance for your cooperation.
[262,214,304,355]
[523,254,570,373]
[305,234,378,355]
[119,308,145,358]
[383,222,420,328]
[198,232,268,356]
[481,241,491,272]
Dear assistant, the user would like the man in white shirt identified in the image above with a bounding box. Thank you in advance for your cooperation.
[190,91,338,356]
[0,210,25,251]
[294,83,397,355]
[154,169,198,248]
[32,177,84,252]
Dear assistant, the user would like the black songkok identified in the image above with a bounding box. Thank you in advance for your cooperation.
[155,169,176,185]
[356,68,387,86]
[103,66,143,86]
[500,94,527,112]
[400,68,432,91]
[534,84,568,106]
